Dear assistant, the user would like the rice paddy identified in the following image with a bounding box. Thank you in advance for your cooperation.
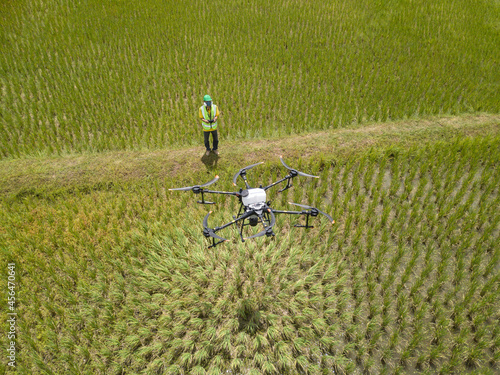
[1,0,499,374]
[1,0,499,158]
[0,135,498,373]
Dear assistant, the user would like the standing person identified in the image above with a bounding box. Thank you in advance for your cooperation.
[199,94,220,156]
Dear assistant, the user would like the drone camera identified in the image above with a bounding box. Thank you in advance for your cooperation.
[249,216,259,227]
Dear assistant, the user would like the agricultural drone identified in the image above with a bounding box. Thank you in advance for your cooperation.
[169,157,335,248]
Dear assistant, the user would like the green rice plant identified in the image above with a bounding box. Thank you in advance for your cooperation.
[2,136,500,373]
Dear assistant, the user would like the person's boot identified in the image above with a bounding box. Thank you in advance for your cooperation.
[214,149,219,155]
[205,150,211,156]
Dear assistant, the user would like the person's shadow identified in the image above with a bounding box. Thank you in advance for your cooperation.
[201,151,219,170]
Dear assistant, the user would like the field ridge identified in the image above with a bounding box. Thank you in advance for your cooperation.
[1,113,499,198]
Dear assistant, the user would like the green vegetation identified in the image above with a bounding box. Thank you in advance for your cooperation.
[1,0,499,158]
[1,134,499,373]
[1,0,500,373]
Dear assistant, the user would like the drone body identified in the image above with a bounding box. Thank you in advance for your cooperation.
[169,157,334,248]
[241,188,267,211]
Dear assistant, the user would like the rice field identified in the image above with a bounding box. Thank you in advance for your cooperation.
[1,0,500,373]
[1,0,499,158]
[1,136,499,374]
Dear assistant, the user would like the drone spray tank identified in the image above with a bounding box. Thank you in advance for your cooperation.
[240,188,267,226]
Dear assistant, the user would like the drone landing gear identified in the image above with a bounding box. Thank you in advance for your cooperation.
[272,206,329,229]
[196,189,215,204]
[207,237,226,249]
[278,180,293,193]
[294,212,314,229]
[198,199,215,204]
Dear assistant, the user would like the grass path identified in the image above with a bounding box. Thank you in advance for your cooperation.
[1,113,499,198]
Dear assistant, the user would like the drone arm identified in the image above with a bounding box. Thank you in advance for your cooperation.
[212,210,256,233]
[270,209,304,215]
[272,203,335,229]
[263,175,293,191]
[169,176,226,204]
[203,190,240,196]
[203,210,255,248]
[264,156,320,193]
[195,189,240,204]
[271,208,316,228]
[263,168,303,193]
[241,175,251,189]
[232,162,264,188]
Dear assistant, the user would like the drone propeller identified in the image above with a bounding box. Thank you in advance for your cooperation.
[232,162,264,186]
[280,156,319,178]
[244,209,276,240]
[169,175,219,192]
[288,202,335,224]
[202,211,228,242]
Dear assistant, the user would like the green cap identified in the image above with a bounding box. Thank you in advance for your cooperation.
[203,95,212,102]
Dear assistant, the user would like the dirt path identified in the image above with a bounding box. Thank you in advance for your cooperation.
[1,113,499,197]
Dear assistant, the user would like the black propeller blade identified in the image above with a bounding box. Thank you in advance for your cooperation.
[244,209,276,240]
[169,175,219,192]
[280,156,319,178]
[202,211,227,241]
[288,202,335,224]
[232,162,264,186]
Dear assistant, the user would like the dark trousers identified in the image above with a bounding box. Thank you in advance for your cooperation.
[204,130,218,151]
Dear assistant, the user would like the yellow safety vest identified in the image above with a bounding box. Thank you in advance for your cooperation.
[201,104,218,131]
